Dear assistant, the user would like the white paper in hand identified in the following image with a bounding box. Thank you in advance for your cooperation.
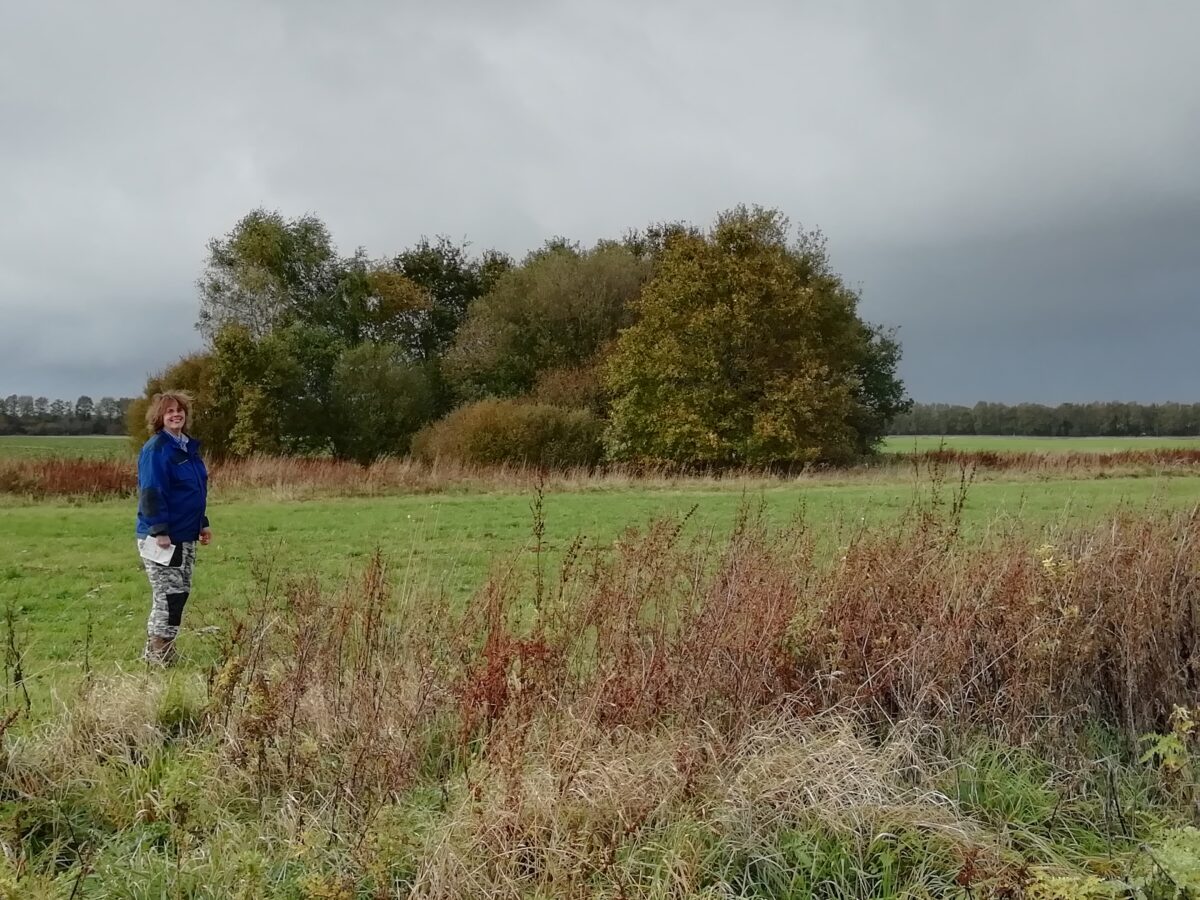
[137,537,175,565]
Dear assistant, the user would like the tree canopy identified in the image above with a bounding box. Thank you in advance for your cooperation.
[445,242,648,403]
[197,210,342,340]
[604,207,909,466]
[135,205,911,465]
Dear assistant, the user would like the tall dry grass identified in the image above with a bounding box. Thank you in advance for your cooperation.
[193,489,1200,804]
[0,457,137,499]
[3,446,1200,499]
[808,503,1200,742]
[901,446,1200,474]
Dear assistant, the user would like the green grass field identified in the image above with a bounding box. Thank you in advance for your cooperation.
[881,434,1200,453]
[3,473,1200,700]
[6,446,1200,895]
[0,434,132,458]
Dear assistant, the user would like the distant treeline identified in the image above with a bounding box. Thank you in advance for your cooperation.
[889,402,1200,437]
[0,394,134,436]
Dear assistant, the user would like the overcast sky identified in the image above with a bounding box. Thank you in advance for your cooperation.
[2,0,1197,404]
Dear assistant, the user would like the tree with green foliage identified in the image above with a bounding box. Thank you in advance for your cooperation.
[621,220,701,266]
[329,344,436,464]
[194,218,518,459]
[197,208,342,340]
[208,323,345,457]
[95,397,120,420]
[845,323,909,452]
[604,206,909,467]
[126,352,230,453]
[392,236,512,361]
[143,323,435,462]
[319,252,432,350]
[446,242,649,402]
[391,237,514,417]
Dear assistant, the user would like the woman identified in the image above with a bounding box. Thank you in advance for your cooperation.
[135,391,212,665]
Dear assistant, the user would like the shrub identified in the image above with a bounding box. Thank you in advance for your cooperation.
[329,344,436,463]
[530,362,606,414]
[0,458,134,498]
[411,398,603,468]
[445,242,647,401]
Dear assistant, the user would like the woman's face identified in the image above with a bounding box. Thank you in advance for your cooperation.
[162,401,186,435]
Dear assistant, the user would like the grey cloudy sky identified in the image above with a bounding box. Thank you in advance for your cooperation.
[2,0,1197,403]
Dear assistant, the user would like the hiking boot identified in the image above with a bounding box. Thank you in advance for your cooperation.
[143,636,176,667]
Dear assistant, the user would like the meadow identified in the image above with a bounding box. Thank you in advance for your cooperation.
[4,469,1200,682]
[0,435,132,459]
[2,441,1200,897]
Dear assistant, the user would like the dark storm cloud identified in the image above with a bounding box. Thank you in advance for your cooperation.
[1,0,1197,400]
[847,199,1200,403]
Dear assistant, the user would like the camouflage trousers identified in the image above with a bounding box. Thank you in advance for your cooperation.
[140,542,196,639]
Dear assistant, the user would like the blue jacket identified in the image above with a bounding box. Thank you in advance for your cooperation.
[136,432,210,543]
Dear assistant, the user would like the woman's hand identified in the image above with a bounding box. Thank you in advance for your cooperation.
[155,535,172,549]
[199,527,212,546]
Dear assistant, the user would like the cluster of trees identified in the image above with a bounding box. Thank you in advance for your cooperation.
[0,394,132,436]
[129,206,910,466]
[890,402,1200,437]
